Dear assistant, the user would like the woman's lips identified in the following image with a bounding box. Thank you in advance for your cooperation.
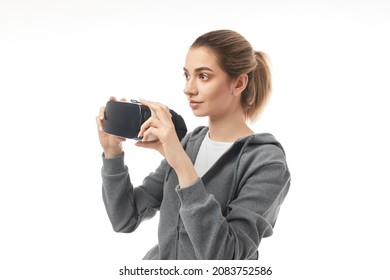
[189,101,203,109]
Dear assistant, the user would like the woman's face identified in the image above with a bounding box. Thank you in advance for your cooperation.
[183,47,240,120]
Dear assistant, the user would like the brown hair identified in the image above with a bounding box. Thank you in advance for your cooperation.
[191,30,272,122]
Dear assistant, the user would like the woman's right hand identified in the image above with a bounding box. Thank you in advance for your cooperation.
[96,96,126,158]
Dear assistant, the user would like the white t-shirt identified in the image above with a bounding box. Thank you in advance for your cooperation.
[194,133,234,177]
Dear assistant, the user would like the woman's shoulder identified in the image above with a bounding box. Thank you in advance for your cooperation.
[240,132,288,166]
[181,126,208,143]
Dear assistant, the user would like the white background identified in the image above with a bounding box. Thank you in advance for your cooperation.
[1,0,389,279]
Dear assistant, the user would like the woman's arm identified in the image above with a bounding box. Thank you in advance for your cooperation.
[176,147,291,260]
[97,97,166,232]
[101,153,166,232]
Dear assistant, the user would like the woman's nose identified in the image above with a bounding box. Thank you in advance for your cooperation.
[183,79,197,96]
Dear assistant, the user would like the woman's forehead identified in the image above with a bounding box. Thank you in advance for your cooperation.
[184,47,220,71]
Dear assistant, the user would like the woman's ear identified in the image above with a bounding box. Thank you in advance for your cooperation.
[232,73,248,96]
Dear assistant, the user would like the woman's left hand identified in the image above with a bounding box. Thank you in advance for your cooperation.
[136,100,183,168]
[136,99,198,188]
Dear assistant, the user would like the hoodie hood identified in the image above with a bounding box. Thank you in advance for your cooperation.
[185,126,286,158]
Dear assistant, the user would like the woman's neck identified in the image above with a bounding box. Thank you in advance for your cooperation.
[208,111,254,142]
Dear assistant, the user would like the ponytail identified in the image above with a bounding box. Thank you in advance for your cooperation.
[242,51,272,123]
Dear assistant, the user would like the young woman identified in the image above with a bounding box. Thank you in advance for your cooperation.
[96,30,290,260]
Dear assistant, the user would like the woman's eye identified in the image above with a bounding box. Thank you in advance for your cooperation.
[199,73,209,80]
[183,72,190,80]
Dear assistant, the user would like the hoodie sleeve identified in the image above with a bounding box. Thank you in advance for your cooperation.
[101,152,167,233]
[175,144,291,260]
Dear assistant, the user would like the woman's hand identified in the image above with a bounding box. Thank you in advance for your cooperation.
[136,100,198,188]
[135,100,181,164]
[96,97,126,158]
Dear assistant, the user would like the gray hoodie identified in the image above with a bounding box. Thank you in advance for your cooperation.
[102,126,290,260]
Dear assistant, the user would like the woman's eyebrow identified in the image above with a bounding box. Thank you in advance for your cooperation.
[183,66,214,73]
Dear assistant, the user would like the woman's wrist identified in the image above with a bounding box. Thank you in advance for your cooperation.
[173,153,199,189]
[103,147,123,158]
